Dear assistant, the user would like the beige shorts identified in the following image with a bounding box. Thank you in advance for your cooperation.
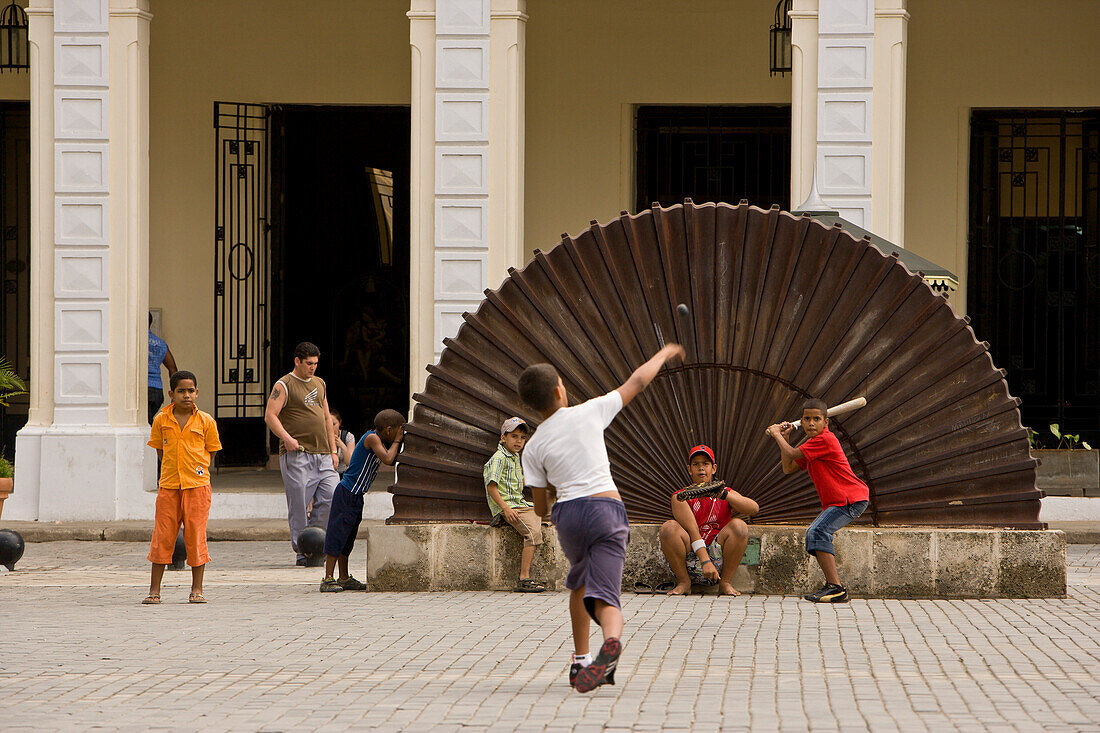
[504,507,544,547]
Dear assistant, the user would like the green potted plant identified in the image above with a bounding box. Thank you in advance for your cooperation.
[1031,424,1099,498]
[0,356,26,519]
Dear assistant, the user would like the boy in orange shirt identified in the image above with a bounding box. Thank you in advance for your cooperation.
[143,370,222,605]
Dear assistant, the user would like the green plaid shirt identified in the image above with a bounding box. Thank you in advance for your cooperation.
[483,443,531,516]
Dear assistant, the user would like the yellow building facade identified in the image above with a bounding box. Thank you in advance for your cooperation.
[3,0,1097,520]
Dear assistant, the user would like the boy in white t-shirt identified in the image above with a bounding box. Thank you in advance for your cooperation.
[519,343,684,694]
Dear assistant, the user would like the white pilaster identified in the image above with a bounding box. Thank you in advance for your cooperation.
[815,0,874,228]
[11,0,154,521]
[409,0,527,395]
[791,0,907,239]
[790,0,819,206]
[871,0,907,244]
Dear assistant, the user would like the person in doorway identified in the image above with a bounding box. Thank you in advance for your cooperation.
[265,342,340,566]
[147,313,178,424]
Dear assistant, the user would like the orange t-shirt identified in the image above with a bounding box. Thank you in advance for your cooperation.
[149,405,222,489]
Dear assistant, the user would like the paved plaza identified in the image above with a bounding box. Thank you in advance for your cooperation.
[1,540,1098,732]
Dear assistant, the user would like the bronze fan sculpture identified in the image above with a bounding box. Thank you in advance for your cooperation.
[392,202,1041,528]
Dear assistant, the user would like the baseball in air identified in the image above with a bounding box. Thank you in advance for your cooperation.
[676,304,689,317]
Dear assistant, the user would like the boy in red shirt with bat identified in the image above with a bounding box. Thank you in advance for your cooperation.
[660,445,759,596]
[767,398,869,603]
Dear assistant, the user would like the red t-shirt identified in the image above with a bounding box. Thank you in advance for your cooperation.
[680,492,733,544]
[795,428,869,508]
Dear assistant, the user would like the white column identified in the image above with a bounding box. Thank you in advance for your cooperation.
[11,0,153,521]
[870,0,907,244]
[790,0,819,206]
[408,0,527,398]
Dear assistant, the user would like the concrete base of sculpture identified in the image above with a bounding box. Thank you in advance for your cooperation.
[361,524,1066,598]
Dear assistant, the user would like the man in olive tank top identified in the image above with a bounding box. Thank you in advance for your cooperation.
[265,341,340,565]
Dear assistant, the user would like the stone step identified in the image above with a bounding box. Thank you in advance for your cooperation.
[362,523,1066,599]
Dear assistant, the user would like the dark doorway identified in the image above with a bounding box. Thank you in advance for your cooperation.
[0,102,29,460]
[635,105,791,212]
[269,105,411,447]
[968,110,1100,446]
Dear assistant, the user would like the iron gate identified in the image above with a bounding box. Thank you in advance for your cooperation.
[214,102,271,465]
[968,110,1100,445]
[635,105,791,212]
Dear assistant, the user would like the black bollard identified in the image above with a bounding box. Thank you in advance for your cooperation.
[298,526,326,567]
[169,528,186,570]
[0,528,25,571]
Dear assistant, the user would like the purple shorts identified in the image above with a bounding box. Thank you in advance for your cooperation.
[551,496,630,622]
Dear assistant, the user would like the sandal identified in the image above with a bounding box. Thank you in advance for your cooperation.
[513,578,546,593]
[633,582,656,595]
[141,594,161,605]
[188,592,207,604]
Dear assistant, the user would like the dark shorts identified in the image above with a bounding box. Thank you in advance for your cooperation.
[324,484,364,558]
[805,501,869,556]
[551,496,629,622]
[148,387,163,424]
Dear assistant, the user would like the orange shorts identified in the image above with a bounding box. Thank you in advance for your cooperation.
[148,485,212,567]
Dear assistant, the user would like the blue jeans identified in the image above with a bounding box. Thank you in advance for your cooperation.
[805,501,869,556]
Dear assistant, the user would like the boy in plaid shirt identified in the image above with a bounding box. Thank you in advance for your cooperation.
[484,417,545,592]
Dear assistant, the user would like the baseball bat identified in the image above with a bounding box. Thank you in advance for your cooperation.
[785,396,866,427]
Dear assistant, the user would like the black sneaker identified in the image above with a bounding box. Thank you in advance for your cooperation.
[806,583,849,603]
[803,582,832,602]
[574,637,621,693]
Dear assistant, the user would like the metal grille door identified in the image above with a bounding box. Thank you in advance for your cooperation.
[214,103,270,464]
[635,105,791,212]
[968,110,1100,445]
[0,103,28,457]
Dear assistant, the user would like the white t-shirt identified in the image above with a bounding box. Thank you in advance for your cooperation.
[521,390,624,503]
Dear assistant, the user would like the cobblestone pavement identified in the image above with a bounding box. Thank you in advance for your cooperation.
[1,541,1098,732]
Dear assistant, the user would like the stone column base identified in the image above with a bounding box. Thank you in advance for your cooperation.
[9,426,156,521]
[362,524,1067,598]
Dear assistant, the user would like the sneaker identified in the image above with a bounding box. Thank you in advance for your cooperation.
[803,582,832,602]
[319,577,345,592]
[569,662,583,687]
[574,637,621,693]
[806,583,849,603]
[337,576,367,591]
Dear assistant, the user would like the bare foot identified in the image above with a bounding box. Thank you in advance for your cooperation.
[666,582,692,596]
[717,582,740,597]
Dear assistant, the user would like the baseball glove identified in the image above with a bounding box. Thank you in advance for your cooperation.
[675,479,727,501]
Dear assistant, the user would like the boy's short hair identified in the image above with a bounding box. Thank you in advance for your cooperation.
[169,370,197,390]
[374,409,405,431]
[802,398,829,416]
[518,364,559,412]
[294,342,320,360]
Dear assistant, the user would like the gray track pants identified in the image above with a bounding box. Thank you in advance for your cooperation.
[280,451,339,553]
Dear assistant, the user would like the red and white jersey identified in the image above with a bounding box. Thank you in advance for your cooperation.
[684,492,733,544]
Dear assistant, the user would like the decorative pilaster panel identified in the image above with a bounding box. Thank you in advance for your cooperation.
[52,0,109,424]
[433,0,490,360]
[789,0,819,207]
[816,0,873,227]
[871,0,907,243]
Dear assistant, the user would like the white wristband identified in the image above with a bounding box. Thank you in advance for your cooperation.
[691,539,707,553]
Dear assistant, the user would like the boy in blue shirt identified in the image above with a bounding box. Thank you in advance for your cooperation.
[319,409,404,592]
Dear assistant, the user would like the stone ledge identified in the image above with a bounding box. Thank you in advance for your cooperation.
[361,524,1066,598]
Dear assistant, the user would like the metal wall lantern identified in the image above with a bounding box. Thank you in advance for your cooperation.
[770,0,792,76]
[0,2,27,73]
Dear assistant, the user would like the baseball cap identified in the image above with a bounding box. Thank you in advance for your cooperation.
[501,417,527,434]
[687,444,715,463]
